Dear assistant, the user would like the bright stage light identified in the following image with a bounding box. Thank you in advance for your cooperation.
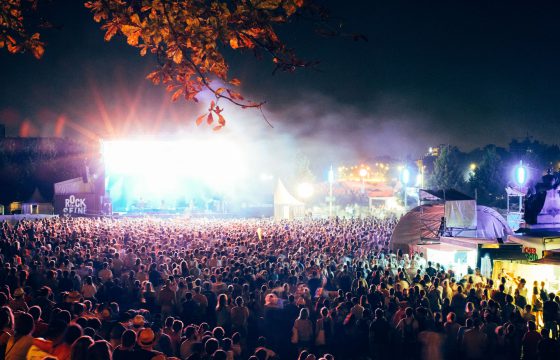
[359,168,368,177]
[415,173,422,187]
[402,167,410,185]
[515,161,527,186]
[297,183,314,199]
[102,138,247,211]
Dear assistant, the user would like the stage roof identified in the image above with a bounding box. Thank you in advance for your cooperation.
[420,189,474,201]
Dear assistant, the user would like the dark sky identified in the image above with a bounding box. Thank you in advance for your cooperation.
[1,0,560,161]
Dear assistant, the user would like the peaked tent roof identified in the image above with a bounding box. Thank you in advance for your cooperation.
[274,179,304,206]
[26,188,47,203]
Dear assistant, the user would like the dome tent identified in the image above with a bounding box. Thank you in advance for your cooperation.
[391,204,512,253]
[391,204,444,253]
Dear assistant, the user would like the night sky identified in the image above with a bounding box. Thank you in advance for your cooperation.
[1,0,560,162]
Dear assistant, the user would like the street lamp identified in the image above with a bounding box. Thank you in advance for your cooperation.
[328,165,334,217]
[359,168,368,194]
[515,161,527,186]
[402,167,410,209]
[513,161,528,213]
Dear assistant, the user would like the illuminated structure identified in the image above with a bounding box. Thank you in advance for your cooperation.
[102,138,247,213]
[506,161,528,230]
[402,167,410,208]
[337,163,389,183]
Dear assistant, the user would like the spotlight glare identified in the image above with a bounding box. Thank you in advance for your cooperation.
[402,168,410,185]
[102,138,247,211]
[515,162,527,186]
[297,183,314,199]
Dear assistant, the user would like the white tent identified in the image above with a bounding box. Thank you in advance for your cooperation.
[274,179,304,220]
[472,206,512,239]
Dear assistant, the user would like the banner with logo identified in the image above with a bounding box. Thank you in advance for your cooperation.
[53,194,100,216]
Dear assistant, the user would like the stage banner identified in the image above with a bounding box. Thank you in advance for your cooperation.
[445,200,477,229]
[53,194,100,216]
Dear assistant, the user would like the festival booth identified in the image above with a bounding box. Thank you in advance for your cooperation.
[477,243,527,280]
[53,177,102,216]
[491,170,560,292]
[531,251,560,293]
[507,171,560,258]
[507,231,560,260]
[413,241,478,278]
[273,179,305,220]
[491,250,560,295]
[367,185,398,211]
[9,188,54,215]
[392,189,513,277]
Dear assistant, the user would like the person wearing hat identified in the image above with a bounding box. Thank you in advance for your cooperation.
[9,288,28,313]
[131,314,145,333]
[133,328,163,360]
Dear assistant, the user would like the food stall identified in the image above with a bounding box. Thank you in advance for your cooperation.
[414,239,478,278]
[508,231,560,259]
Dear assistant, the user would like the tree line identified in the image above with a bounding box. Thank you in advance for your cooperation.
[428,137,560,208]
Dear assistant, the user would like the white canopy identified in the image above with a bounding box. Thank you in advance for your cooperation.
[274,179,304,206]
[273,179,304,220]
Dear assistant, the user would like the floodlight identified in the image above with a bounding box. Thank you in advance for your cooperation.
[102,138,247,212]
[328,166,334,183]
[515,161,527,186]
[402,168,410,185]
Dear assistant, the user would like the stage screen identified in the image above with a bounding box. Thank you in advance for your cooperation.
[102,139,247,212]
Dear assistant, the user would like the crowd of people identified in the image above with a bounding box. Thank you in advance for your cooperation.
[0,215,558,360]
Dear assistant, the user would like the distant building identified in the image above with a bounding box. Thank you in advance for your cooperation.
[337,163,390,183]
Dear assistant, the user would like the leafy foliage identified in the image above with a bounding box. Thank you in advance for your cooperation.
[2,0,329,129]
[0,0,45,59]
[429,145,465,191]
[509,137,560,171]
[468,146,506,207]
